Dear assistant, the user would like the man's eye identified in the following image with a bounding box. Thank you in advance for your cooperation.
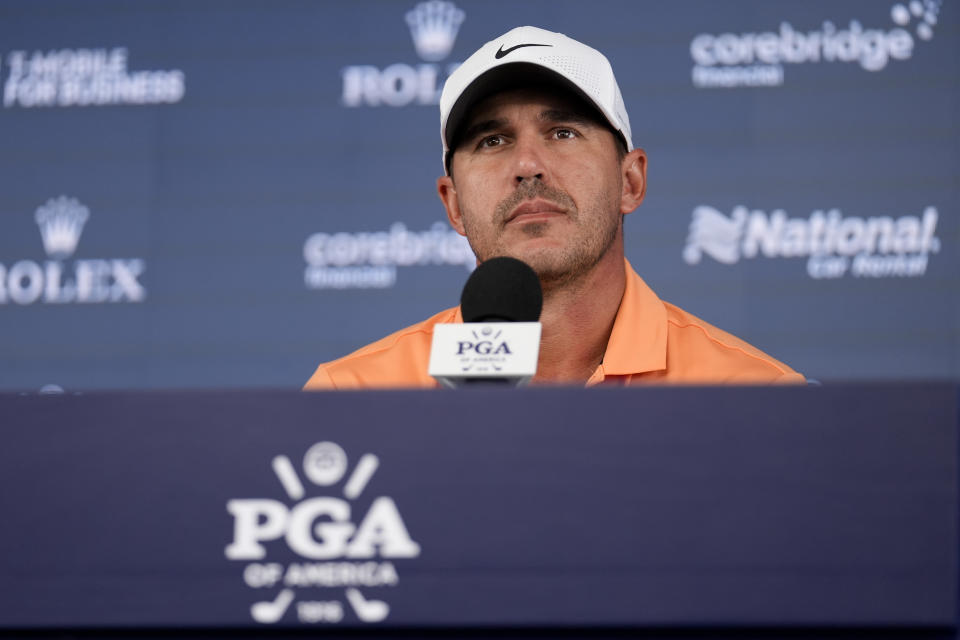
[478,135,504,148]
[554,128,577,139]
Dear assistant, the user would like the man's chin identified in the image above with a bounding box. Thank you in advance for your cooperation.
[513,245,615,291]
[503,237,567,260]
[508,251,579,285]
[476,240,592,283]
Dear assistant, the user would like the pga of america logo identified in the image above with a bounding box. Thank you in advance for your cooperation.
[225,442,420,625]
[683,204,940,279]
[342,0,465,107]
[429,322,540,387]
[0,196,146,305]
[690,0,943,88]
[455,326,513,370]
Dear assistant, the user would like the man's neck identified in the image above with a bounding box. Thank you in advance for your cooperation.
[531,250,626,385]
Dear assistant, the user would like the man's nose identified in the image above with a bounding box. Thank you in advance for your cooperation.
[513,136,546,184]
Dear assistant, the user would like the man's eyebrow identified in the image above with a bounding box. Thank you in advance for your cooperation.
[538,109,597,125]
[459,118,509,144]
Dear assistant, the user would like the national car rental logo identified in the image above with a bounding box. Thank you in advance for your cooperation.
[683,204,941,279]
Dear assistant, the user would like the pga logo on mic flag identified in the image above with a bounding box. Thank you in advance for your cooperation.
[429,322,541,387]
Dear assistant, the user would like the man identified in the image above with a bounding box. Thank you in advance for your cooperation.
[305,26,804,389]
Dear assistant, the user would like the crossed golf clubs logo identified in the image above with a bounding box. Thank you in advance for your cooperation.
[226,441,420,624]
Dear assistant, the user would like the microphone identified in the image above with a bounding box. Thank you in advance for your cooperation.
[460,256,543,323]
[429,257,543,387]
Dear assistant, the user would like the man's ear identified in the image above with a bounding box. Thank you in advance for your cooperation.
[620,148,647,215]
[437,175,466,236]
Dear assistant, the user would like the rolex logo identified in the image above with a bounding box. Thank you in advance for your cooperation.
[34,196,90,259]
[1,197,146,305]
[342,0,466,107]
[405,0,465,62]
[0,196,147,305]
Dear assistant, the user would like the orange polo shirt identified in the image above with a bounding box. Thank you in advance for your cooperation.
[304,260,804,389]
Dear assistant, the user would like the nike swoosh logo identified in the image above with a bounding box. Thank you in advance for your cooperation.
[494,43,552,59]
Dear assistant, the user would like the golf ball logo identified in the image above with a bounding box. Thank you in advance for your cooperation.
[303,442,348,486]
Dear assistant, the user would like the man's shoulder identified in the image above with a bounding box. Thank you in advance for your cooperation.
[303,307,459,390]
[661,302,804,384]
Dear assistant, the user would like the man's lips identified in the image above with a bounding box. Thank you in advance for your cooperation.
[505,200,567,223]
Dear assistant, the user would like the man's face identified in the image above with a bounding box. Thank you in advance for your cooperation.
[438,88,640,288]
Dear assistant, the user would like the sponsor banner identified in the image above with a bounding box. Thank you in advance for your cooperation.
[683,205,941,280]
[0,0,956,388]
[1,388,956,626]
[341,1,464,107]
[0,196,146,305]
[226,440,420,625]
[2,47,185,108]
[689,0,943,88]
[303,222,474,290]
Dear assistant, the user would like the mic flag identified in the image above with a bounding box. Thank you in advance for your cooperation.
[429,257,543,388]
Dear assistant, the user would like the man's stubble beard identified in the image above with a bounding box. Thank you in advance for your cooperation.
[461,178,622,292]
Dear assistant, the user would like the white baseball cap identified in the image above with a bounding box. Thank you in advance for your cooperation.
[440,26,633,174]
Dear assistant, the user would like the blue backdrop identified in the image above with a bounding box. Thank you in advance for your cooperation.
[0,0,957,390]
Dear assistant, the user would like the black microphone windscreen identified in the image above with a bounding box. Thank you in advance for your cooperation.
[460,256,543,323]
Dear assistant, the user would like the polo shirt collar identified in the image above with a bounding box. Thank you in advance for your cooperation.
[600,259,668,375]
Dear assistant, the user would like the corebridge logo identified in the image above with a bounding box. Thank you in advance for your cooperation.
[303,221,474,290]
[690,0,942,88]
[683,205,940,279]
[225,442,420,625]
[0,196,146,305]
[341,1,464,107]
